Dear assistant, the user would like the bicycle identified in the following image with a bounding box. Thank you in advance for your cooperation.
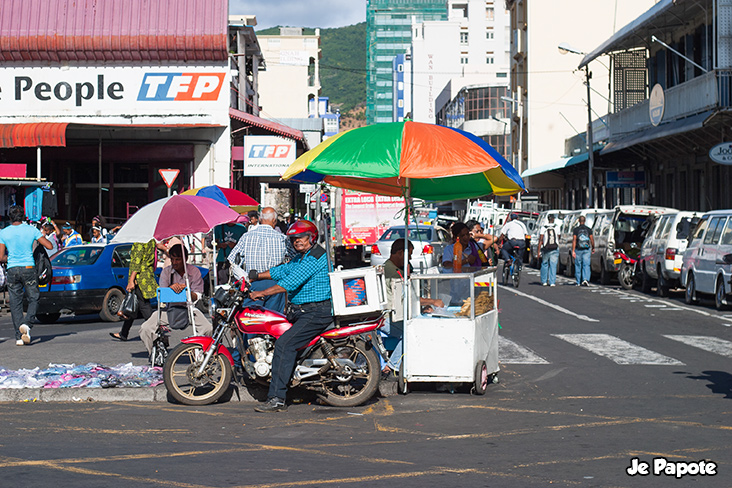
[502,248,522,288]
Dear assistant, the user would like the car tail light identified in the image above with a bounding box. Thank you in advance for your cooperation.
[371,244,381,255]
[665,248,677,261]
[51,275,81,285]
[422,244,434,255]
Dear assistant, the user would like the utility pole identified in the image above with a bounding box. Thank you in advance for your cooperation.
[584,66,594,208]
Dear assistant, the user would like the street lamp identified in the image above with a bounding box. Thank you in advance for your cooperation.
[490,115,508,160]
[500,95,523,174]
[559,42,595,208]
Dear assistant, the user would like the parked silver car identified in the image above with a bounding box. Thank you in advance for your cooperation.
[639,211,701,296]
[370,224,450,271]
[681,210,732,310]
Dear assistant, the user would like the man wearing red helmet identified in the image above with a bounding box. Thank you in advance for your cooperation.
[249,219,332,412]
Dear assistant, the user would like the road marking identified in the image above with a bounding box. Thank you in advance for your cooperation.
[499,337,550,364]
[552,334,684,365]
[663,335,732,358]
[498,285,599,322]
[644,304,668,308]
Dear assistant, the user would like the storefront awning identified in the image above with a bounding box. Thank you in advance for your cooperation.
[230,108,304,141]
[600,110,712,155]
[521,152,589,178]
[0,123,68,148]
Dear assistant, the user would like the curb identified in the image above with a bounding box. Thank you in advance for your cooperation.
[0,385,258,403]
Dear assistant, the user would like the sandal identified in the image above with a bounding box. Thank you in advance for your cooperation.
[109,332,127,342]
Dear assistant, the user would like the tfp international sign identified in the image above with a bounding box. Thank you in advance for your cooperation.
[709,142,732,165]
[243,136,296,176]
[0,66,227,116]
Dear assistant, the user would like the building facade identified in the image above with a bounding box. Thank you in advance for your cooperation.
[366,0,447,124]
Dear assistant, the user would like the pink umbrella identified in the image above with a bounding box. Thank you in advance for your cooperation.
[112,194,240,243]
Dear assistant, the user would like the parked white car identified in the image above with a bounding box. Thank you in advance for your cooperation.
[681,210,732,310]
[639,211,701,296]
[369,224,450,272]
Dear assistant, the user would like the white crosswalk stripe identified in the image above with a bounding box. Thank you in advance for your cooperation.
[499,337,549,364]
[551,334,684,365]
[663,335,732,358]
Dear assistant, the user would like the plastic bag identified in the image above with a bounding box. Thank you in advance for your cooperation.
[119,291,139,319]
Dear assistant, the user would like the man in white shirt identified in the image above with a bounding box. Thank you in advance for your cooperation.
[499,213,528,262]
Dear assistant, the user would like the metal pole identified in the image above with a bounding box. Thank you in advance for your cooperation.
[585,65,595,209]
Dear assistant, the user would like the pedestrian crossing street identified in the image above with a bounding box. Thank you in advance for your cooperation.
[499,334,732,365]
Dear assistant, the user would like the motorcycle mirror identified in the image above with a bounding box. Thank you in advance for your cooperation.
[248,269,259,283]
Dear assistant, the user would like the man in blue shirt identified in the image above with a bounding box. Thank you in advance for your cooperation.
[249,219,331,412]
[0,206,53,345]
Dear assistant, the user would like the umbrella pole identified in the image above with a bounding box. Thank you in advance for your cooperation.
[180,235,197,336]
[402,180,410,376]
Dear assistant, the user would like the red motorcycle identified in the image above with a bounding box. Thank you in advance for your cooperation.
[162,279,387,407]
[615,246,639,290]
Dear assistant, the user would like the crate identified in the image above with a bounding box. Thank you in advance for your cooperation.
[329,266,387,317]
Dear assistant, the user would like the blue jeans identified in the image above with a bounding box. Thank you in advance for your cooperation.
[232,279,287,368]
[574,249,591,284]
[7,266,40,340]
[540,249,559,285]
[381,317,404,370]
[500,240,526,262]
[267,300,332,400]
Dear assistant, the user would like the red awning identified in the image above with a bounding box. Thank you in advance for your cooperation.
[0,123,68,148]
[229,108,304,141]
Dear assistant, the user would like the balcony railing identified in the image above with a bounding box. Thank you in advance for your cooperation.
[607,70,723,139]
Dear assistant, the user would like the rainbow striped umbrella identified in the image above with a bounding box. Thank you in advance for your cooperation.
[182,185,259,213]
[282,121,524,200]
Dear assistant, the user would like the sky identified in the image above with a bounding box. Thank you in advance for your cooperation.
[230,0,367,30]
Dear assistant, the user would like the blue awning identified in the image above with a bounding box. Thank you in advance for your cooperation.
[600,110,713,155]
[521,153,589,178]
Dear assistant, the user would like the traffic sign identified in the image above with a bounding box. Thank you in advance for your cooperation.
[159,169,180,188]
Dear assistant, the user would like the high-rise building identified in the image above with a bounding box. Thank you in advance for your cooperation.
[366,0,446,124]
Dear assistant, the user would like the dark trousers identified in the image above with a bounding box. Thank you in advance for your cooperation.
[118,287,154,339]
[500,239,526,262]
[7,266,40,340]
[267,301,332,400]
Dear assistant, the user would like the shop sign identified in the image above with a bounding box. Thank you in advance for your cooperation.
[0,66,227,117]
[243,136,296,176]
[606,171,646,189]
[709,142,732,165]
[649,84,665,127]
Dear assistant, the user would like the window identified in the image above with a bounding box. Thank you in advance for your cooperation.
[690,218,708,243]
[461,56,468,64]
[661,217,673,240]
[486,7,494,21]
[704,217,724,244]
[486,56,494,64]
[496,72,507,78]
[713,217,727,244]
[721,218,732,245]
[460,32,469,44]
[486,30,494,40]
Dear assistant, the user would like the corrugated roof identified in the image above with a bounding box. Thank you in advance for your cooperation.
[230,108,305,141]
[0,0,228,62]
[0,123,68,148]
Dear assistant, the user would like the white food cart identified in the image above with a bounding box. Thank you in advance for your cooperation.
[399,267,499,394]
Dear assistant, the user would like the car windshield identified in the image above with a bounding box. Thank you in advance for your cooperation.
[51,247,104,266]
[380,228,433,242]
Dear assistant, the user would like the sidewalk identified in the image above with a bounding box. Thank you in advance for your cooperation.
[0,312,255,403]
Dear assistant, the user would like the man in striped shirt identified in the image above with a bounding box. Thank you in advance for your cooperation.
[227,207,294,313]
[249,219,332,412]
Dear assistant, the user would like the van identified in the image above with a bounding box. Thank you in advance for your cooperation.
[591,205,676,284]
[529,209,566,268]
[681,209,732,310]
[639,211,701,296]
[557,209,609,277]
[466,201,509,236]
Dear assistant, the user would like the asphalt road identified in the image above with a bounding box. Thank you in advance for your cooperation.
[0,267,730,487]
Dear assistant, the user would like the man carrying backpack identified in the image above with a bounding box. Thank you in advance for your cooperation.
[0,205,53,345]
[538,215,560,286]
[572,215,595,286]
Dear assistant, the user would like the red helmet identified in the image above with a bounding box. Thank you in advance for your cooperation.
[286,220,318,243]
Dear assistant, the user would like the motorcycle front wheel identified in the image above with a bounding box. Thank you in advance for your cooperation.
[163,342,232,406]
[311,340,380,407]
[618,263,634,290]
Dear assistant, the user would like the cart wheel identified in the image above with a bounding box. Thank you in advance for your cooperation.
[397,368,409,395]
[473,360,488,395]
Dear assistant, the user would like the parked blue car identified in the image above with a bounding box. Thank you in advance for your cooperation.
[36,243,210,323]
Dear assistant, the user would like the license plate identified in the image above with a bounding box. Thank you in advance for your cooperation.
[613,259,622,265]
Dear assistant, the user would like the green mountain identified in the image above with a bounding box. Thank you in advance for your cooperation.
[256,23,366,114]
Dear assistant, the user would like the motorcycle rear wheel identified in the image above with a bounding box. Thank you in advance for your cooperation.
[618,263,634,290]
[311,340,380,407]
[163,342,232,406]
